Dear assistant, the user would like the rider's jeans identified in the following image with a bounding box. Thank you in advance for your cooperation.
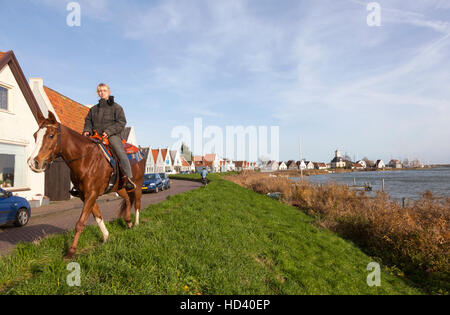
[109,135,133,178]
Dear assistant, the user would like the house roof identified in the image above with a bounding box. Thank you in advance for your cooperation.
[0,50,44,122]
[152,149,159,162]
[181,156,190,167]
[161,149,168,161]
[141,147,150,160]
[43,86,89,133]
[193,156,203,162]
[204,154,217,162]
[169,150,178,162]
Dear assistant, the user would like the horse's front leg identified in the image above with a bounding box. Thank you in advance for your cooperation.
[66,192,97,259]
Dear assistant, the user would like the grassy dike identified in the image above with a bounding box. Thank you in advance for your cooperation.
[0,174,421,294]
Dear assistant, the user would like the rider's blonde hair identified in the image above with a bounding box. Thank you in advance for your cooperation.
[97,83,110,92]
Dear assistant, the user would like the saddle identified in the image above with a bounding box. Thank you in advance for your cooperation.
[90,131,144,194]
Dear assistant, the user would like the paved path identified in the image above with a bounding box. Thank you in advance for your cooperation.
[0,180,202,256]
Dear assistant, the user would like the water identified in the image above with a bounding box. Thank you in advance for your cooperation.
[291,167,450,201]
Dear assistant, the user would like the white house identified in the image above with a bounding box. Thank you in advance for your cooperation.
[389,159,402,169]
[331,150,346,168]
[154,148,165,173]
[220,159,235,172]
[180,156,191,172]
[170,150,183,173]
[278,161,287,171]
[296,160,307,170]
[0,51,45,200]
[142,147,155,174]
[161,148,173,173]
[204,154,221,172]
[356,160,367,169]
[305,161,315,170]
[315,163,327,170]
[262,160,279,172]
[375,160,385,169]
[121,126,137,146]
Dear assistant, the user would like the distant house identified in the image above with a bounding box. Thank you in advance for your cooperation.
[204,154,220,172]
[389,159,402,169]
[305,161,315,170]
[286,160,298,170]
[142,147,155,174]
[262,160,279,172]
[220,159,235,172]
[353,163,365,170]
[278,161,287,171]
[296,160,307,170]
[161,148,173,173]
[170,150,183,173]
[121,126,137,146]
[356,160,367,168]
[375,160,385,169]
[331,150,346,168]
[315,163,327,170]
[180,156,191,172]
[234,161,250,171]
[154,149,165,173]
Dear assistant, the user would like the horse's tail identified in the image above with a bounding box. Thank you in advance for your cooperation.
[117,191,136,218]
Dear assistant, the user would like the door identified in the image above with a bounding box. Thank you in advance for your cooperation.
[45,158,71,201]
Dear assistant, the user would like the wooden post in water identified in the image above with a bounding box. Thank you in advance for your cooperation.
[353,177,356,186]
[382,179,385,192]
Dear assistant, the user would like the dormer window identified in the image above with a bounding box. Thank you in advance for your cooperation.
[0,86,8,110]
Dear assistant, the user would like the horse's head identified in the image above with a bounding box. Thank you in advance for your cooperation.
[28,111,61,173]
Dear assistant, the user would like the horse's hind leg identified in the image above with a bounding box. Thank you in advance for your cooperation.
[117,189,132,228]
[134,189,142,226]
[92,202,109,243]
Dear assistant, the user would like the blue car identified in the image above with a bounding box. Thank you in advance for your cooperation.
[142,173,163,193]
[0,187,31,227]
[159,173,171,190]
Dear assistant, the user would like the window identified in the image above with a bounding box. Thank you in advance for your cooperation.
[0,86,8,110]
[0,144,26,188]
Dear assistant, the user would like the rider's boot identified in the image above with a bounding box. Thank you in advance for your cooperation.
[122,175,137,192]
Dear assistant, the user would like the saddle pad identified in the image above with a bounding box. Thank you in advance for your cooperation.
[98,143,143,167]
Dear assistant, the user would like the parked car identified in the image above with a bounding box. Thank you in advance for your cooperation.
[159,173,171,190]
[142,173,163,193]
[0,187,31,227]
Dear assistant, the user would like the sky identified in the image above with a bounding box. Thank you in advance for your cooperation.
[1,0,449,163]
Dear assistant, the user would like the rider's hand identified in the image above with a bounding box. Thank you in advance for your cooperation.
[83,131,90,137]
[102,132,109,138]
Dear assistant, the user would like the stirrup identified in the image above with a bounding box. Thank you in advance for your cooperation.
[123,177,137,192]
[69,187,81,198]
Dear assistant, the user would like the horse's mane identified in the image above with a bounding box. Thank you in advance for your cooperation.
[62,125,96,145]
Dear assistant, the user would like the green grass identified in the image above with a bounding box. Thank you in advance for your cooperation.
[0,174,421,294]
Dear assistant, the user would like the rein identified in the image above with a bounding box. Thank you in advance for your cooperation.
[52,123,97,165]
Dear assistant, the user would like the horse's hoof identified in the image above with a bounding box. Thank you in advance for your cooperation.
[103,235,109,243]
[127,222,133,229]
[65,248,76,259]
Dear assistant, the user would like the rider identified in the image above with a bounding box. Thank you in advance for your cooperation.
[201,167,208,182]
[82,83,136,192]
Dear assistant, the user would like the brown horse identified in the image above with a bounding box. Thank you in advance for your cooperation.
[27,111,145,259]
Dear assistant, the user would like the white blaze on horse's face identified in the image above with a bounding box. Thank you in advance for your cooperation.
[28,126,58,173]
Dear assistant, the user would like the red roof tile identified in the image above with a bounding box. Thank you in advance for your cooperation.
[161,149,168,161]
[152,149,159,162]
[43,86,89,133]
